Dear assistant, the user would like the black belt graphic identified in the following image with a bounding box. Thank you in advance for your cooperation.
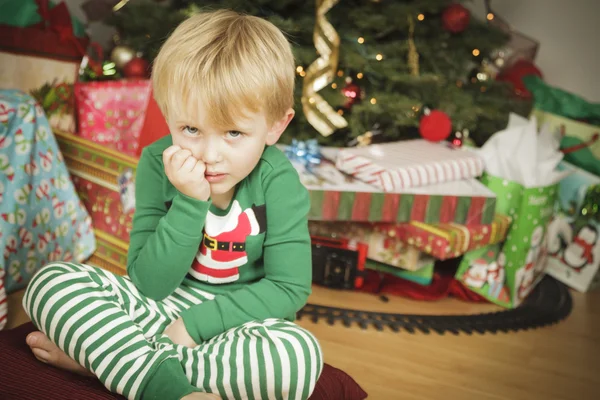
[203,234,246,252]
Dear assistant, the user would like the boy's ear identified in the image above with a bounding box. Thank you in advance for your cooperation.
[266,108,295,146]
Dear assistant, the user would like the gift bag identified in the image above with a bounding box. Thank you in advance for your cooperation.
[456,114,567,308]
[525,75,600,177]
[0,0,90,132]
[74,80,169,157]
[457,175,558,307]
[545,163,600,292]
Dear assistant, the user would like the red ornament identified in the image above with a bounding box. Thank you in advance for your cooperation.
[123,57,150,79]
[442,3,470,33]
[342,82,362,109]
[496,59,543,99]
[419,110,452,142]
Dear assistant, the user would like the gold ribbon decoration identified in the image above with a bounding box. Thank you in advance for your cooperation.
[302,0,348,137]
[407,15,420,77]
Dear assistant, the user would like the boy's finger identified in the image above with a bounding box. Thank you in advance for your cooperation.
[162,145,181,164]
[181,155,197,172]
[171,149,191,169]
[191,159,206,176]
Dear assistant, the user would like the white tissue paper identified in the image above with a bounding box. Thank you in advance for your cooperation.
[477,113,570,188]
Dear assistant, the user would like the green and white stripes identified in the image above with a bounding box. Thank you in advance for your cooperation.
[24,263,322,400]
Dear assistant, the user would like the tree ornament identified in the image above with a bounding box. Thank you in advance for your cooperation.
[469,63,491,84]
[419,109,452,142]
[342,79,363,109]
[123,57,150,79]
[110,45,136,70]
[496,59,542,98]
[407,15,419,77]
[442,3,470,33]
[451,129,475,148]
[301,0,348,136]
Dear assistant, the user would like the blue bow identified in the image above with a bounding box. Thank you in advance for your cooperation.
[285,139,322,171]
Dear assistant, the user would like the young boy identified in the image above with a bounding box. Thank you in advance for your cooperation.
[23,9,322,400]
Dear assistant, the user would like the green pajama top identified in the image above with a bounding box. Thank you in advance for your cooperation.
[127,135,312,344]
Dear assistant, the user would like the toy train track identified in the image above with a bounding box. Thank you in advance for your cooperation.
[298,276,572,334]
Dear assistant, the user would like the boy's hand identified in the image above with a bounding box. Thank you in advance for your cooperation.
[164,317,198,348]
[163,145,210,201]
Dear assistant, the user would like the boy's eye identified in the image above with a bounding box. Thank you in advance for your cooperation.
[227,130,242,138]
[183,126,199,136]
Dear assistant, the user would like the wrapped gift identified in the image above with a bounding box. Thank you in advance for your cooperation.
[526,75,600,177]
[335,140,484,191]
[309,221,435,271]
[532,109,600,177]
[285,144,497,225]
[0,0,90,132]
[365,259,435,286]
[545,163,600,292]
[54,129,136,275]
[455,114,567,308]
[393,214,512,260]
[0,90,96,293]
[74,80,169,157]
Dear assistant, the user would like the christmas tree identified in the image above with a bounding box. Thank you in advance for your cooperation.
[107,0,532,146]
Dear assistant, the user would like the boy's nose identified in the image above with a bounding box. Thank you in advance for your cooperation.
[201,138,222,165]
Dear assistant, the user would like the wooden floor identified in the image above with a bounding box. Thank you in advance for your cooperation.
[7,285,600,400]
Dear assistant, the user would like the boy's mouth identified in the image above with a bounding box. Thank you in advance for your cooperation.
[205,172,227,183]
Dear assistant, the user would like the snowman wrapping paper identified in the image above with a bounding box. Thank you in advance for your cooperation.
[455,114,568,308]
[545,163,600,292]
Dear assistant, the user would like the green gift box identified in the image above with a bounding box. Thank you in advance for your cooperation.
[456,173,559,308]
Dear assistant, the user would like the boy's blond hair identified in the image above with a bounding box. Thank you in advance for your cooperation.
[152,9,295,128]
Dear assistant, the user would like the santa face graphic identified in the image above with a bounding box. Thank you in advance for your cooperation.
[464,259,488,289]
[487,261,505,285]
[189,200,266,284]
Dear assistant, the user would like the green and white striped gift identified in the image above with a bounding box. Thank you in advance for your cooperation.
[294,147,496,225]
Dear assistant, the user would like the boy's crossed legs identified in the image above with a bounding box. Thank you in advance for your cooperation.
[23,262,323,400]
[26,335,216,400]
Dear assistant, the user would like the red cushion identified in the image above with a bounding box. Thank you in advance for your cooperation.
[0,323,367,400]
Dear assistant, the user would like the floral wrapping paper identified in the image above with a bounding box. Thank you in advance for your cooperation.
[74,80,152,157]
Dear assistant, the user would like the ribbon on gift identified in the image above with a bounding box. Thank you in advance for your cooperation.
[285,139,322,172]
[34,0,103,75]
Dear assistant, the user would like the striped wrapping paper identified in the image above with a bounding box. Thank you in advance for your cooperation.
[336,140,485,191]
[294,147,497,225]
[391,214,512,260]
[55,129,135,276]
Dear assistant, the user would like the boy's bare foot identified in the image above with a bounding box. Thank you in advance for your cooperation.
[181,393,221,400]
[26,331,94,377]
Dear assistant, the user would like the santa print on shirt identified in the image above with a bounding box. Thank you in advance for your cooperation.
[188,200,266,284]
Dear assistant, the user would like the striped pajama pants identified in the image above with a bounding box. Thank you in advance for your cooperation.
[23,262,323,400]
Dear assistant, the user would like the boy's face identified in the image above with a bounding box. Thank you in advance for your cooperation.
[168,105,294,206]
